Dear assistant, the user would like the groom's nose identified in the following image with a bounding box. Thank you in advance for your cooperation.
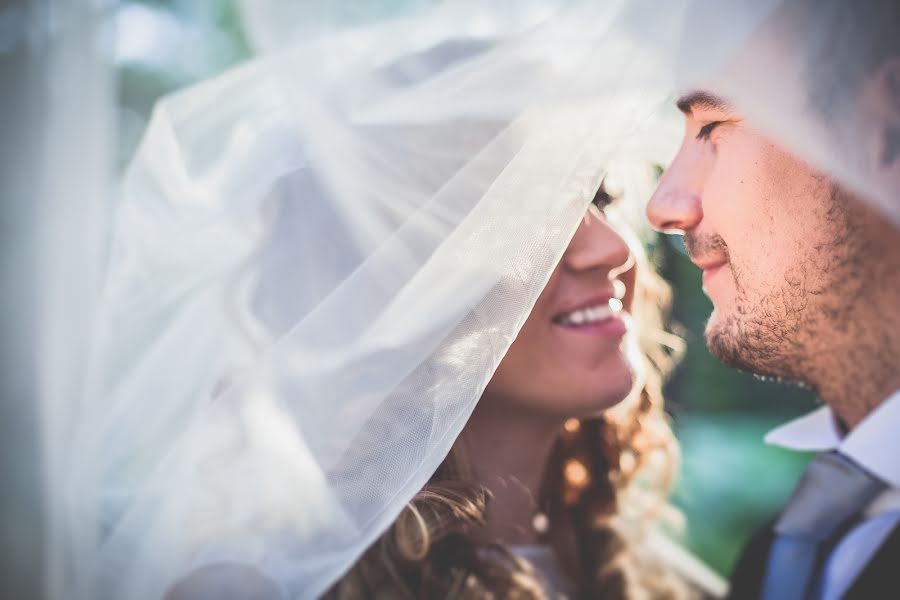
[646,149,704,234]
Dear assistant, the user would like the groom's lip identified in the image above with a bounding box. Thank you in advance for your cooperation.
[693,258,728,289]
[701,263,726,288]
[691,257,728,271]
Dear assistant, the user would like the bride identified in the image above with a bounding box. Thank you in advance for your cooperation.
[160,185,723,599]
[49,3,727,599]
[317,188,723,599]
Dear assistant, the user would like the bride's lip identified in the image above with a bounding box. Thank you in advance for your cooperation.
[554,292,616,319]
[551,291,628,338]
[558,315,628,338]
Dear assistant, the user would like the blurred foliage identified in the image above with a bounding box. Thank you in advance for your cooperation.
[114,0,251,167]
[114,0,822,579]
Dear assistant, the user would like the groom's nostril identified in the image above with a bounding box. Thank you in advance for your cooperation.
[659,221,686,234]
[647,190,703,234]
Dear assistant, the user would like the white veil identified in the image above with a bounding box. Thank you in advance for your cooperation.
[43,1,900,599]
[673,0,900,227]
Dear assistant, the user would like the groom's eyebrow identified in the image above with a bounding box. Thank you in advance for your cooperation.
[676,91,731,116]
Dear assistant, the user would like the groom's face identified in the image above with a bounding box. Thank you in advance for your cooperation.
[646,91,866,381]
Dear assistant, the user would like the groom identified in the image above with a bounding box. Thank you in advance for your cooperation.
[645,13,900,600]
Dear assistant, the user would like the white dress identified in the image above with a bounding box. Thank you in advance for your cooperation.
[511,532,728,599]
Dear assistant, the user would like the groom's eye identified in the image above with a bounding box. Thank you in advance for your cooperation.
[696,121,722,141]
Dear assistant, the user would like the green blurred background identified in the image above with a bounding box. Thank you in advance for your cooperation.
[113,0,819,577]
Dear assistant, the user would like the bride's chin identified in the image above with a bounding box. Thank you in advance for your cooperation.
[566,353,638,417]
[597,358,639,409]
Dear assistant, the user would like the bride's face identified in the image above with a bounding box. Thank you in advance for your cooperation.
[482,205,637,418]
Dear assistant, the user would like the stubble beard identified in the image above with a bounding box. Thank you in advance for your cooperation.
[705,260,814,384]
[704,188,867,390]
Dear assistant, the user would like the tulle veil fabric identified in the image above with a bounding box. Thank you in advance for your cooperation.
[43,1,899,599]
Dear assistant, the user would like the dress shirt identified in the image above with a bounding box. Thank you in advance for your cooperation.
[764,390,900,600]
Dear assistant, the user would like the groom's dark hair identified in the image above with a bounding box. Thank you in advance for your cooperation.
[791,0,900,116]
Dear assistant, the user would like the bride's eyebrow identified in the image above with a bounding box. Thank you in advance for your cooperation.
[676,91,732,116]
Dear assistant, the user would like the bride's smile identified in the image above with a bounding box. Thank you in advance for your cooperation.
[482,203,639,419]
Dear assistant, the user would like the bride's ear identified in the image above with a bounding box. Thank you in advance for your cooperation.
[164,563,282,600]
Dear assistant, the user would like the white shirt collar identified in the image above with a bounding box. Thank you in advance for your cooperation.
[765,390,900,489]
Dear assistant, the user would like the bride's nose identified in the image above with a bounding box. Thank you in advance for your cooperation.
[562,210,632,276]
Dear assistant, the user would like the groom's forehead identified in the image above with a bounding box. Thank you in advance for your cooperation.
[676,90,733,116]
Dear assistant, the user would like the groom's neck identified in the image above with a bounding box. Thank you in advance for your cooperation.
[810,230,900,429]
[817,364,900,431]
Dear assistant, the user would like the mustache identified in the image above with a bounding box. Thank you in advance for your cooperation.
[684,233,729,261]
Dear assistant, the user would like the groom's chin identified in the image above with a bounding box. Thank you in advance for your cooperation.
[704,312,748,371]
[704,312,795,381]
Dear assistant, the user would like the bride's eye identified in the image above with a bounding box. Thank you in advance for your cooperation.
[696,121,722,141]
[591,187,615,211]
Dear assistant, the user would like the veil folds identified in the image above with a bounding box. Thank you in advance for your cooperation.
[240,0,900,225]
[46,1,899,599]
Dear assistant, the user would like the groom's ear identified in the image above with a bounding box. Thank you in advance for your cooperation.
[870,56,900,170]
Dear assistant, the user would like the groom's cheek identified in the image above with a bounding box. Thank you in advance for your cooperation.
[705,138,781,250]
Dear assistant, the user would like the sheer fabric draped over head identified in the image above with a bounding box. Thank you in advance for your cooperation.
[48,1,899,599]
[674,0,900,225]
[237,0,900,221]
